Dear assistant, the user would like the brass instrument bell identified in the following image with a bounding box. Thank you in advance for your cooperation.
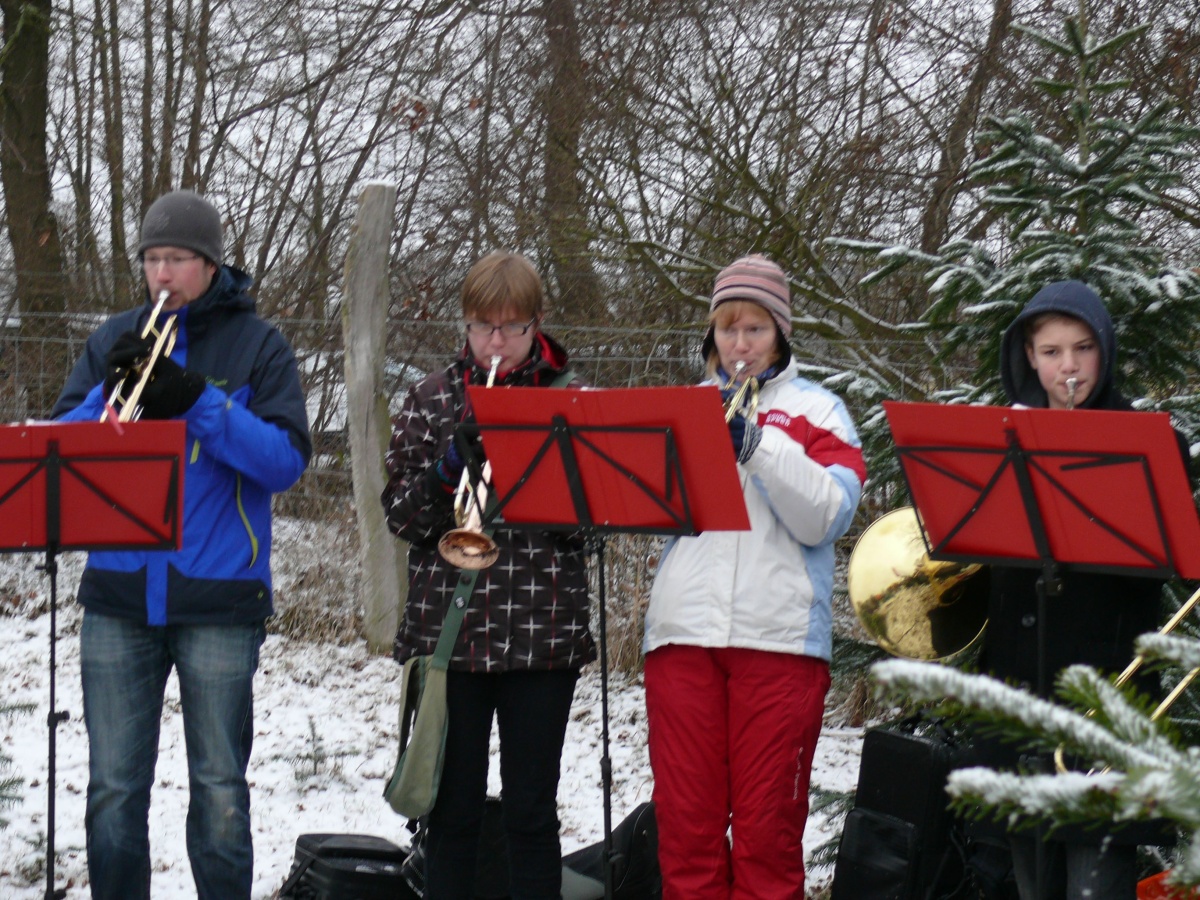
[847,506,989,662]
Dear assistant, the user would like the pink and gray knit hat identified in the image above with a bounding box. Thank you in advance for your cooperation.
[702,254,793,356]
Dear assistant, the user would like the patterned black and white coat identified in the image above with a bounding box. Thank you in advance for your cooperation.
[381,332,595,673]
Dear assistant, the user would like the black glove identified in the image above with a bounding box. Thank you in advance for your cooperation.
[136,355,206,419]
[103,331,154,400]
[728,413,761,463]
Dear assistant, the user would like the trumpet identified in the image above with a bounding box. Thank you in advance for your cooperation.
[101,290,178,424]
[723,361,760,424]
[1066,376,1079,410]
[438,355,502,569]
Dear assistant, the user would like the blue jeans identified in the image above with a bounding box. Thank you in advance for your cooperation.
[80,609,265,900]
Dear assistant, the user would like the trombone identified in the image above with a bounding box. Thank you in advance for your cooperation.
[723,361,760,423]
[1054,584,1200,773]
[438,355,502,569]
[101,290,178,424]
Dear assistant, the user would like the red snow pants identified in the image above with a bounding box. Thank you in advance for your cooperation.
[644,644,830,900]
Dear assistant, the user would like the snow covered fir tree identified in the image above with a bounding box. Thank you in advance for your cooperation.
[829,0,1200,893]
[830,1,1200,488]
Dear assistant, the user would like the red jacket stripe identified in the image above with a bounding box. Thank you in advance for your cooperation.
[758,408,867,485]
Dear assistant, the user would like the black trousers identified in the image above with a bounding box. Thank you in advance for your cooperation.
[425,668,579,900]
[1010,834,1137,900]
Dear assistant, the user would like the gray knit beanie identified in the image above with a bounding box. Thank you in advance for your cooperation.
[138,190,223,267]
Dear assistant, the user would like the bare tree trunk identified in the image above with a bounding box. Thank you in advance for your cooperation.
[98,0,131,277]
[342,183,406,654]
[919,0,1013,253]
[542,0,602,316]
[180,0,212,190]
[0,0,68,416]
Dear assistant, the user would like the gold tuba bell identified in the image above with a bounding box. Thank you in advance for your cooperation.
[847,506,989,662]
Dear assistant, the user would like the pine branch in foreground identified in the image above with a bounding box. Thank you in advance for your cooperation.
[872,651,1200,886]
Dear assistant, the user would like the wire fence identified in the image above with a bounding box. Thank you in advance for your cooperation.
[1,312,963,519]
[0,310,947,668]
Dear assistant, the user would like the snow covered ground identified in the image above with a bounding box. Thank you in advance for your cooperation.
[0,529,863,898]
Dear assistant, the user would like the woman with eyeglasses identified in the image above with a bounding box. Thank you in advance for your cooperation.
[381,251,593,899]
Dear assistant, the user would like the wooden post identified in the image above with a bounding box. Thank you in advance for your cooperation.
[342,183,406,654]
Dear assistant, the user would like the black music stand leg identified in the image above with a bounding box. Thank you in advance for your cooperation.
[1032,564,1061,900]
[40,546,68,900]
[591,535,616,900]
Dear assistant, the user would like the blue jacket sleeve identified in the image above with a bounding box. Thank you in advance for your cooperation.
[182,327,310,494]
[52,315,132,419]
[183,386,307,492]
[56,385,106,421]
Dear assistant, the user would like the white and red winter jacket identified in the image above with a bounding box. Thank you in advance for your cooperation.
[644,358,865,663]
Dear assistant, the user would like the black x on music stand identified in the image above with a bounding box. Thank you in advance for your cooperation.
[467,384,749,900]
[0,420,185,900]
[884,401,1200,691]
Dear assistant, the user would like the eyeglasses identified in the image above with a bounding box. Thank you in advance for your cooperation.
[464,318,537,338]
[715,324,774,340]
[143,254,201,270]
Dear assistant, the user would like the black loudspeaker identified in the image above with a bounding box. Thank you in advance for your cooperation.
[831,727,962,900]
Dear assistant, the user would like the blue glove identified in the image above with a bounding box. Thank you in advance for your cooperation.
[436,438,465,485]
[445,434,465,473]
[436,431,484,485]
[728,414,761,463]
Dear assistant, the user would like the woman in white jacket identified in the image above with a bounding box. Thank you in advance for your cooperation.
[643,255,866,899]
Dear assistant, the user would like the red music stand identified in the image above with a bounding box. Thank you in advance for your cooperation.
[467,384,749,899]
[0,420,185,900]
[885,402,1200,580]
[885,400,1200,694]
[469,384,750,535]
[884,402,1199,886]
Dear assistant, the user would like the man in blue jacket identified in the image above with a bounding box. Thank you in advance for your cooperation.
[53,189,311,900]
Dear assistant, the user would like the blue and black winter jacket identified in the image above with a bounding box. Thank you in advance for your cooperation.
[53,265,312,626]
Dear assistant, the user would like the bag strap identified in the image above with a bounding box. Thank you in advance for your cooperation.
[431,566,482,669]
[276,846,320,896]
[431,369,574,670]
